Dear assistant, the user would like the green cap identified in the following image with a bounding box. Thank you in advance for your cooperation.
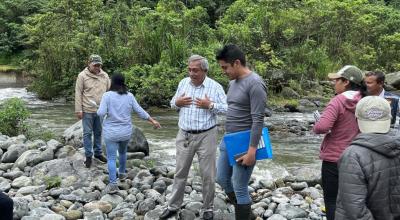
[356,96,391,133]
[328,65,363,85]
[89,54,103,65]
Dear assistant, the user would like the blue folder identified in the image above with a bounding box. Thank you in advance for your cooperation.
[223,127,273,166]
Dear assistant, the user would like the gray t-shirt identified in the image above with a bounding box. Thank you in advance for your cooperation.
[225,72,267,147]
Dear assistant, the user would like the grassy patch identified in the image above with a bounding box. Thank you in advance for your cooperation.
[44,176,62,189]
[269,96,299,108]
[0,65,20,72]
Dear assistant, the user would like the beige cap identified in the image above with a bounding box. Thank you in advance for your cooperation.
[355,96,391,133]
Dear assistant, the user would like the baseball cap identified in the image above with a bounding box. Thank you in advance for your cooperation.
[88,54,103,65]
[328,65,363,85]
[355,96,391,133]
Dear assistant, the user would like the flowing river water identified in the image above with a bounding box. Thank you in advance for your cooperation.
[0,84,323,180]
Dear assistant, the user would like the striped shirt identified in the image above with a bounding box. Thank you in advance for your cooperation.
[170,77,227,131]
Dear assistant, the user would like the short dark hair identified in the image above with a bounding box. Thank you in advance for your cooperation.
[110,73,128,95]
[215,44,246,66]
[365,70,385,84]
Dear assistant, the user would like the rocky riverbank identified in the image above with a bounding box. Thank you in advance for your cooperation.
[0,126,326,220]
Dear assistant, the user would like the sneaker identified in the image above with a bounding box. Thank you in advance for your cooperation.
[104,183,119,194]
[94,154,107,163]
[118,173,127,181]
[84,157,92,168]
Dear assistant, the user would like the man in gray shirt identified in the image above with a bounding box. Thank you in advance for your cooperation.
[215,44,267,220]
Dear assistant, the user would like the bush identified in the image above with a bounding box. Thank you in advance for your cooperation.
[44,176,61,189]
[0,98,30,136]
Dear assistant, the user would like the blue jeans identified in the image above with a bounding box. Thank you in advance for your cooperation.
[82,112,102,158]
[216,139,255,205]
[105,138,129,184]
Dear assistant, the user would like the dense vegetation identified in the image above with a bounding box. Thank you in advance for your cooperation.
[1,0,400,105]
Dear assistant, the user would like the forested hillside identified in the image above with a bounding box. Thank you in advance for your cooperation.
[1,0,400,105]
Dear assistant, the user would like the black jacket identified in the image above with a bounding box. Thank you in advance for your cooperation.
[335,132,400,220]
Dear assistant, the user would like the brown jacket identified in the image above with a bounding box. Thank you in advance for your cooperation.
[75,67,110,113]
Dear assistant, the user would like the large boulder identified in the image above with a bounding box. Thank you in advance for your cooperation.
[63,120,149,155]
[386,72,400,89]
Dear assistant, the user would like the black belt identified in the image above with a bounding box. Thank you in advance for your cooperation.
[184,125,216,134]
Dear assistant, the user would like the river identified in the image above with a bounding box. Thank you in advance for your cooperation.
[0,86,322,180]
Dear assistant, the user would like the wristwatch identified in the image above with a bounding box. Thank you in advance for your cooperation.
[208,102,214,110]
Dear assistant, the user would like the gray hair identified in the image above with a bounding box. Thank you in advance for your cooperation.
[188,55,209,72]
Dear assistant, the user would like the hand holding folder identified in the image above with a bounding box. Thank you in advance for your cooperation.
[223,127,273,166]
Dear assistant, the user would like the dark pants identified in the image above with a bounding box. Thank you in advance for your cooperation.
[0,192,13,220]
[321,161,338,220]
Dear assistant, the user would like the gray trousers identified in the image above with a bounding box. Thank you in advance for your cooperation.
[168,127,217,211]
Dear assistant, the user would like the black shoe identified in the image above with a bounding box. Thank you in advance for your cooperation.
[235,204,252,220]
[84,157,92,168]
[159,209,177,219]
[203,211,214,220]
[94,154,107,163]
[227,192,237,205]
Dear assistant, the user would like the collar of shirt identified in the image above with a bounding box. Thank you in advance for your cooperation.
[379,88,385,98]
[188,76,210,88]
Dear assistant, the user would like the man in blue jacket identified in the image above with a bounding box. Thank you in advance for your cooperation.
[364,70,399,126]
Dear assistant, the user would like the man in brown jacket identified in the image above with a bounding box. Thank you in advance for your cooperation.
[75,54,110,168]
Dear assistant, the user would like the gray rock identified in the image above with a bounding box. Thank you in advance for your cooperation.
[290,166,321,186]
[29,207,55,217]
[0,177,11,191]
[13,150,40,170]
[55,145,76,159]
[13,196,33,219]
[254,207,266,217]
[89,179,106,191]
[59,210,83,220]
[290,182,308,191]
[128,126,150,155]
[281,87,300,99]
[30,153,105,188]
[100,194,123,208]
[0,139,14,150]
[108,202,135,219]
[17,185,46,195]
[290,194,305,206]
[3,169,23,180]
[260,179,276,190]
[127,152,146,160]
[144,189,162,202]
[11,176,32,188]
[126,194,137,203]
[214,196,228,211]
[49,187,73,197]
[185,201,203,215]
[271,194,290,204]
[26,139,46,150]
[276,203,308,219]
[67,202,83,211]
[60,200,73,208]
[1,143,27,163]
[83,209,105,220]
[252,202,268,210]
[83,201,113,213]
[47,139,62,151]
[152,179,167,194]
[264,209,274,218]
[386,72,400,89]
[144,206,166,220]
[267,214,287,220]
[136,198,156,215]
[180,209,196,220]
[0,163,13,171]
[301,187,322,200]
